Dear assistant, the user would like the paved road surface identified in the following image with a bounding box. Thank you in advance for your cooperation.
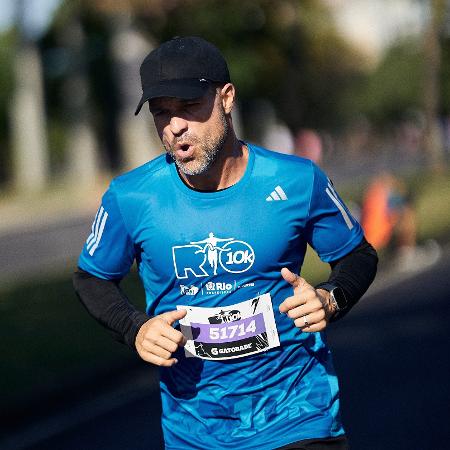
[0,216,92,285]
[4,251,450,450]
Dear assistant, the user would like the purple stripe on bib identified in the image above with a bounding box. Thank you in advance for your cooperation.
[190,313,265,344]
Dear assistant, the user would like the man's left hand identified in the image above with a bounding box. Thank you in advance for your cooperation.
[279,267,335,332]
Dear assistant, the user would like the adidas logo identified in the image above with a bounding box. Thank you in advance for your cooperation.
[266,185,288,201]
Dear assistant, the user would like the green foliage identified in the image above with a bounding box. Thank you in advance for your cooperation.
[440,36,450,115]
[355,38,424,125]
[47,118,68,172]
[0,30,15,120]
[410,169,450,241]
[0,29,17,184]
[4,0,447,177]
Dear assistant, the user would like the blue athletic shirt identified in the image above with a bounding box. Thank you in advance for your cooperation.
[78,143,363,449]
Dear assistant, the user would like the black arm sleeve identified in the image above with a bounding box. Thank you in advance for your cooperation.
[315,237,378,322]
[72,269,150,350]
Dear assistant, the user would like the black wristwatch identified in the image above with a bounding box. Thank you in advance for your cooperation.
[315,283,348,311]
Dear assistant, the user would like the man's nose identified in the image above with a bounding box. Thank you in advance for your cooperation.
[169,116,188,136]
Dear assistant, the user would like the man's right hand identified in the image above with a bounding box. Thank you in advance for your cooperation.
[135,309,187,367]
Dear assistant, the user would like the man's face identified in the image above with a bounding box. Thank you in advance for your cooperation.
[148,87,229,176]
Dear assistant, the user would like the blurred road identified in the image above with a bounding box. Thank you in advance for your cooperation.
[0,216,91,284]
[330,250,450,450]
[3,250,450,450]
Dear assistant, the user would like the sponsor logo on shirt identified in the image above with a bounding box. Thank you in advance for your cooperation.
[238,282,255,289]
[172,232,255,279]
[178,280,256,297]
[266,185,288,201]
[204,281,233,295]
[180,285,199,296]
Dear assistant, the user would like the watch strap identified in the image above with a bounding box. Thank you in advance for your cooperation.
[315,282,348,311]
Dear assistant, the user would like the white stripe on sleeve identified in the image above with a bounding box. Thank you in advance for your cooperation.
[325,187,354,230]
[88,211,109,256]
[86,207,101,246]
[87,207,104,250]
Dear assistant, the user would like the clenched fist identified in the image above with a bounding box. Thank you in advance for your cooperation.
[279,268,335,332]
[135,309,187,366]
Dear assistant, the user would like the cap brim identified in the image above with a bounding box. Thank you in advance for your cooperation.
[134,79,210,115]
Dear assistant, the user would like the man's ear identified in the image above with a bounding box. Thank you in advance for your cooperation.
[220,83,235,114]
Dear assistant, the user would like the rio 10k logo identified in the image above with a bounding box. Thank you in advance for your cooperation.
[172,232,255,279]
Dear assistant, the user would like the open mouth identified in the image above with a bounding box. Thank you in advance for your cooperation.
[174,143,195,160]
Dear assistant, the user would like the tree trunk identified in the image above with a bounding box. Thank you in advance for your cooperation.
[110,18,162,170]
[10,43,49,192]
[423,0,445,170]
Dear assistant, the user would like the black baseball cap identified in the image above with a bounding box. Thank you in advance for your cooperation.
[135,36,231,115]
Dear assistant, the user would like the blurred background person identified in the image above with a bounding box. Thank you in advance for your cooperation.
[294,128,323,164]
[360,171,440,272]
[361,171,415,244]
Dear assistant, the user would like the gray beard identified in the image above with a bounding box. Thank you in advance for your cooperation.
[167,110,229,176]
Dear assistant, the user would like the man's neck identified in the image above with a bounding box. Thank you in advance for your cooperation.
[178,135,248,192]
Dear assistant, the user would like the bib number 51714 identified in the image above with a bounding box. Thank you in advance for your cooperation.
[209,320,256,340]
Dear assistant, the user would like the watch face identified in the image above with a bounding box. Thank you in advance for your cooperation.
[332,287,347,309]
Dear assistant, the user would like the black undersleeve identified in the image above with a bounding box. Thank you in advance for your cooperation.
[315,237,378,321]
[72,270,149,349]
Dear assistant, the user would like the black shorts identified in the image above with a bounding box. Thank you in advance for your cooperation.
[276,435,348,450]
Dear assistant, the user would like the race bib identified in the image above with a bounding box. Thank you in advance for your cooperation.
[177,293,280,360]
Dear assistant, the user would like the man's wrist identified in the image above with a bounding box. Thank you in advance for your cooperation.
[131,314,152,350]
[315,283,349,323]
[316,288,337,320]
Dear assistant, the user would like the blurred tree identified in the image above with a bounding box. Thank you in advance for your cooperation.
[108,17,162,168]
[37,0,370,171]
[354,0,448,169]
[440,0,450,117]
[0,30,16,186]
[40,0,122,171]
[10,0,49,193]
[35,0,450,179]
[59,10,100,187]
[422,0,445,169]
[355,39,424,125]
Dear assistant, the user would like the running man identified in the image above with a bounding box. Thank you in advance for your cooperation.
[73,37,378,450]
